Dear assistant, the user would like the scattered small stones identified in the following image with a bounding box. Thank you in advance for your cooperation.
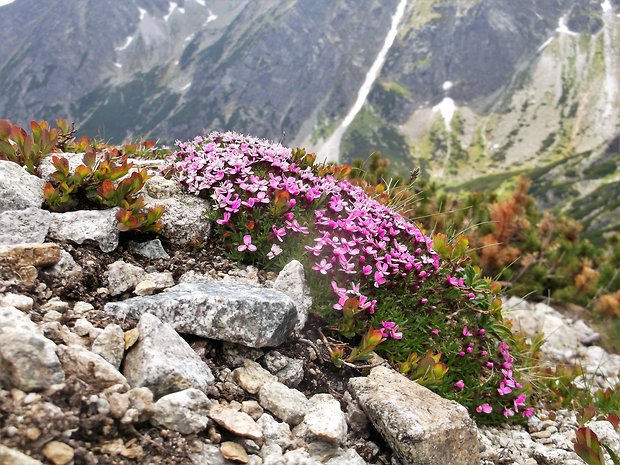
[91,323,125,369]
[106,260,147,296]
[57,344,127,389]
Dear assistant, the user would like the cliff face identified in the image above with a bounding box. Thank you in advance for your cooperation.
[0,0,618,236]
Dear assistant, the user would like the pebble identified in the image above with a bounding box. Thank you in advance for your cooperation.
[42,441,74,465]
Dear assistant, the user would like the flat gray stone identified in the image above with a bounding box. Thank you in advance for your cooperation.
[152,388,210,434]
[0,306,65,391]
[0,208,51,244]
[128,239,170,259]
[258,380,308,426]
[0,160,45,213]
[123,313,214,398]
[48,209,119,252]
[348,366,479,465]
[104,282,299,348]
[293,393,347,445]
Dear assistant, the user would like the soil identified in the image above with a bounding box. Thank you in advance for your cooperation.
[0,235,395,465]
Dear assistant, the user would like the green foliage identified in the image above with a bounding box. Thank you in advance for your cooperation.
[0,119,59,174]
[43,147,164,233]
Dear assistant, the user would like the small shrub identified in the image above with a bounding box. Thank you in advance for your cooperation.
[0,119,59,174]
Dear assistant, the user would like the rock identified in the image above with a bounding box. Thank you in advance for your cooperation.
[281,448,321,465]
[0,242,61,268]
[349,366,479,465]
[344,392,369,436]
[222,343,264,368]
[57,344,127,389]
[38,152,85,181]
[236,438,260,455]
[0,208,51,244]
[48,209,119,252]
[122,313,214,398]
[42,441,74,465]
[134,272,175,296]
[262,351,304,387]
[92,324,125,370]
[233,360,277,395]
[144,176,183,198]
[261,443,284,465]
[106,260,147,296]
[273,260,311,331]
[0,292,33,311]
[39,250,82,286]
[241,400,264,421]
[152,388,210,434]
[209,403,263,441]
[0,445,43,464]
[257,413,294,451]
[293,394,347,445]
[143,188,211,246]
[0,160,45,213]
[586,420,620,456]
[325,448,367,465]
[189,443,231,465]
[258,380,308,426]
[40,321,87,347]
[104,282,298,348]
[128,239,170,259]
[0,306,65,391]
[220,441,249,463]
[41,298,70,314]
[73,318,100,339]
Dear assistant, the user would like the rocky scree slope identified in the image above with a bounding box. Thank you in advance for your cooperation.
[1,158,620,464]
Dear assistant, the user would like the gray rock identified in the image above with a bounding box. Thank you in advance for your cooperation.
[586,420,620,456]
[293,394,347,445]
[261,443,284,465]
[104,282,299,348]
[106,260,147,296]
[189,443,231,465]
[57,344,127,389]
[273,260,311,331]
[38,153,85,181]
[0,306,65,391]
[152,388,210,434]
[281,448,322,465]
[209,404,263,441]
[233,360,277,395]
[0,444,44,465]
[91,324,125,370]
[134,272,175,296]
[0,208,51,244]
[128,239,170,260]
[144,176,183,199]
[123,313,214,398]
[0,160,45,213]
[143,187,211,246]
[39,250,83,286]
[258,380,308,426]
[48,209,119,252]
[242,400,264,421]
[262,351,304,387]
[325,448,367,465]
[348,366,479,465]
[222,342,264,368]
[0,292,34,311]
[257,413,294,451]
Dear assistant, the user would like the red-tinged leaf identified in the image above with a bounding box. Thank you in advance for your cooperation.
[0,119,12,139]
[608,414,619,431]
[98,179,116,200]
[574,427,605,465]
[52,155,70,176]
[581,404,597,425]
[75,136,90,151]
[56,119,69,133]
[43,182,56,198]
[10,126,26,146]
[83,148,96,168]
[30,121,41,141]
[73,164,91,182]
[142,140,155,149]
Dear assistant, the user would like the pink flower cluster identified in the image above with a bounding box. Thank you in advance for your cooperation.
[168,131,439,325]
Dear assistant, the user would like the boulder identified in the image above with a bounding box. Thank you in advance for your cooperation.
[0,207,51,244]
[123,313,214,398]
[104,282,298,348]
[0,306,65,391]
[143,178,211,246]
[0,160,45,213]
[273,260,312,331]
[48,209,119,252]
[152,388,210,434]
[348,366,479,465]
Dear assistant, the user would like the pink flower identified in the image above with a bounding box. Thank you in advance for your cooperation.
[237,235,257,252]
[462,326,473,337]
[272,225,286,242]
[476,403,493,414]
[431,329,439,335]
[503,408,515,418]
[521,407,534,418]
[267,244,282,260]
[513,394,527,412]
[312,259,333,275]
[454,380,465,390]
[468,293,475,299]
[379,321,402,339]
[497,382,512,396]
[216,212,231,225]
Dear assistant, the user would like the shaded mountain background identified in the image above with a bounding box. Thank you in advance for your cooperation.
[0,0,618,238]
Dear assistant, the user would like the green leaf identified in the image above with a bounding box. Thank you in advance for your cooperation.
[574,427,605,465]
